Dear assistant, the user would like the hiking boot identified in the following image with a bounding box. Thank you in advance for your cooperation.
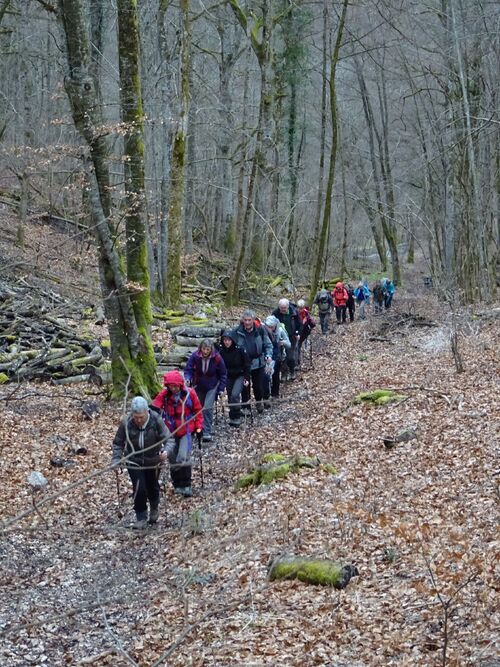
[256,402,264,414]
[174,486,184,495]
[180,486,193,498]
[228,418,241,427]
[202,434,212,443]
[290,371,297,381]
[149,508,159,524]
[263,400,271,409]
[133,518,148,530]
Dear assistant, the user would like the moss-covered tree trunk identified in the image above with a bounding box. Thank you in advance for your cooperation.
[309,0,349,304]
[166,0,190,308]
[117,0,159,394]
[58,0,159,398]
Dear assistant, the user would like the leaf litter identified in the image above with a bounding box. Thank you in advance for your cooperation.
[0,290,499,666]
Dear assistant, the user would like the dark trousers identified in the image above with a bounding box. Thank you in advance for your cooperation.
[127,467,160,520]
[226,375,244,419]
[263,362,281,399]
[347,303,355,322]
[242,366,265,405]
[319,312,330,333]
[335,305,347,323]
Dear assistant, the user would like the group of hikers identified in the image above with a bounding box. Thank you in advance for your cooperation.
[314,278,395,332]
[111,279,395,528]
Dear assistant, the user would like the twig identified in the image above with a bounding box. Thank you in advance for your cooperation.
[97,590,139,666]
[149,585,268,667]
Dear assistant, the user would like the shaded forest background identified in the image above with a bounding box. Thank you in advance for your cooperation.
[0,0,498,396]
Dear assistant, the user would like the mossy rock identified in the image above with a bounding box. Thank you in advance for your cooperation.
[100,339,111,349]
[235,453,331,489]
[269,557,358,589]
[0,372,9,384]
[354,389,407,405]
[321,463,338,475]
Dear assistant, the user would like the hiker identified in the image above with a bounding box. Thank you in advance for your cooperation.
[332,281,349,324]
[296,299,315,365]
[346,284,356,323]
[354,281,367,320]
[218,329,251,427]
[272,298,302,380]
[111,396,170,529]
[233,309,273,414]
[151,370,204,498]
[383,278,395,309]
[372,280,385,315]
[184,338,227,442]
[263,315,291,403]
[313,288,333,334]
[363,280,371,305]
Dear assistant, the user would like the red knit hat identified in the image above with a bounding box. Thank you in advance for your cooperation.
[163,370,184,386]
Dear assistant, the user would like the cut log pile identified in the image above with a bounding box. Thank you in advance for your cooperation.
[0,280,109,385]
[158,323,229,372]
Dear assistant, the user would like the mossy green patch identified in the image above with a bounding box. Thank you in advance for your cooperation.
[321,463,338,475]
[262,453,287,463]
[269,558,343,587]
[354,389,407,405]
[0,372,9,384]
[235,453,336,489]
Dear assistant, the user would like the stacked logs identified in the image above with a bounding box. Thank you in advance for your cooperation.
[0,281,109,385]
[157,323,228,373]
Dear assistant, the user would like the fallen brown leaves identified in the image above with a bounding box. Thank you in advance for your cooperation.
[0,292,499,666]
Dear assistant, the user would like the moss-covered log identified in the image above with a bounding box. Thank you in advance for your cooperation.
[353,389,407,405]
[269,557,358,589]
[236,453,337,489]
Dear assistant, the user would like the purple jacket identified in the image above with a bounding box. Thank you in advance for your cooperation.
[184,349,227,395]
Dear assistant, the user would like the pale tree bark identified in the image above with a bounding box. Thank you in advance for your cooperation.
[166,0,190,308]
[309,0,349,305]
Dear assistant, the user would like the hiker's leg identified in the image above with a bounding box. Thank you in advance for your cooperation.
[202,387,217,436]
[144,467,160,510]
[127,468,148,520]
[271,364,281,398]
[229,376,244,419]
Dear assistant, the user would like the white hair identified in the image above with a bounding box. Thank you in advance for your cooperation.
[278,298,289,308]
[297,299,306,308]
[130,396,148,413]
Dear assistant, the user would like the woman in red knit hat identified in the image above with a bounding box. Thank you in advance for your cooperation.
[151,370,204,497]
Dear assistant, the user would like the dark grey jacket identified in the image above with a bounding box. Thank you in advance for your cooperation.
[111,410,169,468]
[232,323,272,371]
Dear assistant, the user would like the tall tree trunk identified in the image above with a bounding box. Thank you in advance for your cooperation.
[166,0,190,307]
[309,0,349,304]
[58,0,159,398]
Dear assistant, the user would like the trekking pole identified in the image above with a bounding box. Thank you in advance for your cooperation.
[196,430,204,488]
[115,469,124,518]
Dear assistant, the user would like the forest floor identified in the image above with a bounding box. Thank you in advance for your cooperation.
[0,208,499,666]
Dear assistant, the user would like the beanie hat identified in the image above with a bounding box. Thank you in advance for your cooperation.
[163,370,184,386]
[130,396,148,413]
[265,315,280,328]
[221,329,235,340]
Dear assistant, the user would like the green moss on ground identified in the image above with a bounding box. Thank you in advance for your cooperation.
[236,453,336,489]
[0,372,9,384]
[354,389,407,405]
[269,558,343,587]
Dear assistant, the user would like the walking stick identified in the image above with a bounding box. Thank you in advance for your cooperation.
[115,469,124,518]
[196,430,204,488]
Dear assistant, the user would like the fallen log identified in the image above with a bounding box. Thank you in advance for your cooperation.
[268,557,359,589]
